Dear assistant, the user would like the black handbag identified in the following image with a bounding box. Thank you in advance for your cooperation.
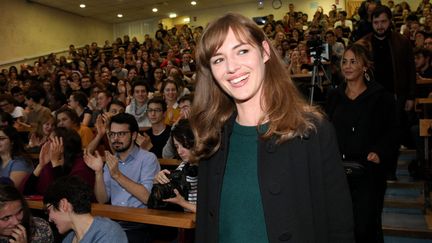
[343,160,366,177]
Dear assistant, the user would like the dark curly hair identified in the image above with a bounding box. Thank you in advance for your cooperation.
[43,176,92,214]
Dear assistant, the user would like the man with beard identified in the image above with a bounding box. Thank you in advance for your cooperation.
[361,5,416,180]
[84,113,160,243]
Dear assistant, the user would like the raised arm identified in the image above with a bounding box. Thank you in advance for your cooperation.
[83,150,108,203]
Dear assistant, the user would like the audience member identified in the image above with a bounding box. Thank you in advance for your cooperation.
[143,97,170,158]
[154,119,197,212]
[0,183,54,243]
[161,80,180,126]
[83,113,160,243]
[44,176,127,243]
[24,127,95,196]
[0,126,32,188]
[125,81,151,128]
[0,95,24,122]
[55,107,94,148]
[23,90,51,127]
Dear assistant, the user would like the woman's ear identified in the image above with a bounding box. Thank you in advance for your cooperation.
[262,40,271,63]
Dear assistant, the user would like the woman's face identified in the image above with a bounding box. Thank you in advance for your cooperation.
[154,69,163,81]
[59,75,68,88]
[0,131,11,154]
[341,50,365,82]
[43,119,55,136]
[209,28,269,107]
[173,138,191,162]
[68,95,79,109]
[128,69,137,80]
[43,81,52,92]
[143,62,150,71]
[0,200,24,237]
[163,83,178,102]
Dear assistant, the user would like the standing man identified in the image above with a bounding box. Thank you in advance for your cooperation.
[361,5,416,179]
[84,113,160,243]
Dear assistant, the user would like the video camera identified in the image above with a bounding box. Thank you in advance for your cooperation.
[307,30,329,63]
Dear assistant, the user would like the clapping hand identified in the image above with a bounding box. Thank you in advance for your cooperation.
[105,151,121,180]
[83,150,104,173]
[49,136,64,167]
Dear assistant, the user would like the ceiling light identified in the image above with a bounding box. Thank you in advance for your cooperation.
[184,17,190,23]
[191,1,197,5]
[152,8,158,12]
[169,13,177,18]
[79,4,86,8]
[117,14,123,18]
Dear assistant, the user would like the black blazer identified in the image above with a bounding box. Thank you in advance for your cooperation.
[196,118,355,242]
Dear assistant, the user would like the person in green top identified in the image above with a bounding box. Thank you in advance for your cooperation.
[190,13,354,242]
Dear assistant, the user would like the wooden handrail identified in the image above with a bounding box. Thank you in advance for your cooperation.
[27,199,195,229]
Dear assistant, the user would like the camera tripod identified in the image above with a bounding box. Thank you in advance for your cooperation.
[309,57,331,105]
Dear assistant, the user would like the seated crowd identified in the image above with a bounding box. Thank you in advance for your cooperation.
[0,0,431,242]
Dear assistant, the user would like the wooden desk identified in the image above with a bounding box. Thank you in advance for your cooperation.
[159,158,181,166]
[27,199,195,229]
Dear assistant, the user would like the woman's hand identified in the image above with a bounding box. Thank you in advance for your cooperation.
[95,114,108,135]
[28,133,42,148]
[38,141,51,167]
[163,189,188,206]
[9,224,27,243]
[367,152,380,164]
[50,136,64,167]
[154,169,171,184]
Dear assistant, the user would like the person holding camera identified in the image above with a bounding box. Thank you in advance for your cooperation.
[153,119,197,213]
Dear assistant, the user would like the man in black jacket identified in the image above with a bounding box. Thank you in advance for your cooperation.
[361,5,416,180]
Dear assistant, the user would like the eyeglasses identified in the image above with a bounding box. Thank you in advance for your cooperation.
[147,108,163,113]
[107,131,131,138]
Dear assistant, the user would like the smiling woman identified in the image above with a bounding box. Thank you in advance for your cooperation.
[0,183,53,242]
[191,13,354,242]
[326,43,399,242]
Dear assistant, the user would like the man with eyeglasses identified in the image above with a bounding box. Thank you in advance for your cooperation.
[141,97,170,158]
[84,113,159,243]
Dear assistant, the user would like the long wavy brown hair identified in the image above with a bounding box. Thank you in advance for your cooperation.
[190,13,322,161]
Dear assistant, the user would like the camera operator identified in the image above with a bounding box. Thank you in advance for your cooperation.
[325,30,345,61]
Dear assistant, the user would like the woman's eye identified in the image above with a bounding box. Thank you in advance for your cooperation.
[239,49,249,55]
[212,58,223,65]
